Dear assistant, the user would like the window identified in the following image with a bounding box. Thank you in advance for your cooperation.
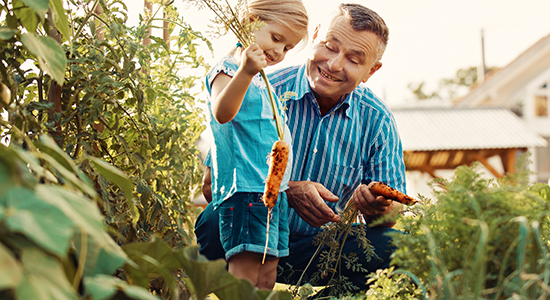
[534,95,548,117]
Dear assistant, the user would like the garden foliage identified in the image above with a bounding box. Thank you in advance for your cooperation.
[0,0,291,299]
[366,159,550,300]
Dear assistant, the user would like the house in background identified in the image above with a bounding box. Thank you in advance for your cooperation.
[454,32,550,184]
[392,107,546,198]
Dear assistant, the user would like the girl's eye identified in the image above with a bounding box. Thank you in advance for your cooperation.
[272,35,280,42]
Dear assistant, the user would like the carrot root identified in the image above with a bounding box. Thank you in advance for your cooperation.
[261,140,289,263]
[262,140,290,208]
[262,208,272,264]
[369,182,418,205]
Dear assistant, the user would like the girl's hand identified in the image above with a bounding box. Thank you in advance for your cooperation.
[240,43,267,76]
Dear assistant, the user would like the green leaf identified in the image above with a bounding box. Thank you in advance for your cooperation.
[87,155,138,223]
[15,246,78,300]
[38,152,97,197]
[4,187,73,257]
[0,148,24,194]
[21,33,67,84]
[35,134,73,171]
[31,184,127,277]
[73,230,128,278]
[0,27,18,40]
[84,274,160,300]
[255,290,292,300]
[122,237,184,289]
[213,278,257,300]
[49,0,70,39]
[0,242,22,290]
[13,2,39,32]
[179,245,241,300]
[37,185,105,244]
[6,12,18,29]
[20,0,49,17]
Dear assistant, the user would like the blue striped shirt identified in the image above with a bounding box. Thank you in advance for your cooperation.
[268,64,406,236]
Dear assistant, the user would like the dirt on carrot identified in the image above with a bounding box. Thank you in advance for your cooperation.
[262,140,290,263]
[369,182,418,205]
[262,140,290,208]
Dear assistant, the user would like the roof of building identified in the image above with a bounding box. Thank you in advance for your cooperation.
[454,32,550,108]
[392,107,548,151]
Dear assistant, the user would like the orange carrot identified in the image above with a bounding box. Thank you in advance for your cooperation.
[369,182,418,205]
[262,140,290,208]
[262,140,289,264]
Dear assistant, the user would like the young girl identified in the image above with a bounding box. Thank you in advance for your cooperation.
[205,0,308,290]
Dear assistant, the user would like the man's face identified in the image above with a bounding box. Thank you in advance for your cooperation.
[307,16,383,104]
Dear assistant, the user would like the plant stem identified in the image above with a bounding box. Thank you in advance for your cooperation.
[260,71,284,140]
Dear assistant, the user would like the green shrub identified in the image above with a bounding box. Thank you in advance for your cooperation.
[386,158,550,299]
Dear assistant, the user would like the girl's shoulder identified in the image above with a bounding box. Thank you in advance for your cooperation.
[206,55,239,88]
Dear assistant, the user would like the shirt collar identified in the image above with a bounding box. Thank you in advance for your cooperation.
[286,63,312,102]
[288,64,354,119]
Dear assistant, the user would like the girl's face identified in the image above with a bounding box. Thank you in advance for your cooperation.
[253,21,304,66]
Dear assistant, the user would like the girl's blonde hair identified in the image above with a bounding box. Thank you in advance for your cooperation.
[242,0,309,43]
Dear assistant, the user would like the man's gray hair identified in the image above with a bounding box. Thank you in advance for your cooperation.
[335,3,389,61]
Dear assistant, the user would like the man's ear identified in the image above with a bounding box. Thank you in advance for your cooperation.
[362,62,382,83]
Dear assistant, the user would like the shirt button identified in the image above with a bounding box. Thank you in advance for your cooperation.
[313,149,318,154]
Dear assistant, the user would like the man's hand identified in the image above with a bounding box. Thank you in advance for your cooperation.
[286,181,341,227]
[352,182,402,227]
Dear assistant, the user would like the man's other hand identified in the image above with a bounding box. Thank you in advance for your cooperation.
[286,181,341,227]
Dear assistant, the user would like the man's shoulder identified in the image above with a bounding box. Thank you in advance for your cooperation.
[352,84,394,119]
[267,65,303,87]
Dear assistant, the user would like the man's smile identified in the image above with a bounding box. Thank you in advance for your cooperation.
[318,67,340,82]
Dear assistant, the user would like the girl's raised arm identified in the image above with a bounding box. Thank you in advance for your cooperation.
[210,44,267,124]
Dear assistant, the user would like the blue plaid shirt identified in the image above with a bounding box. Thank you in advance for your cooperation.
[268,64,406,236]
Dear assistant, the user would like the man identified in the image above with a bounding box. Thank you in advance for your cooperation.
[196,3,406,292]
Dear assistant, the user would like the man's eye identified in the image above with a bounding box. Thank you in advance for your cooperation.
[325,43,335,52]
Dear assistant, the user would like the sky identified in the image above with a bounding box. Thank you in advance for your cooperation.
[127,0,550,107]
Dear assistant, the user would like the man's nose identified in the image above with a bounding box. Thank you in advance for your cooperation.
[327,53,344,72]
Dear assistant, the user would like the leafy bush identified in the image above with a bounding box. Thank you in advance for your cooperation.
[382,159,550,299]
[1,0,210,298]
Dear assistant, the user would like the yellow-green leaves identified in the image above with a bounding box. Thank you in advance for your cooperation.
[49,0,71,39]
[21,33,67,84]
[0,28,18,40]
[19,0,49,17]
[88,155,139,224]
